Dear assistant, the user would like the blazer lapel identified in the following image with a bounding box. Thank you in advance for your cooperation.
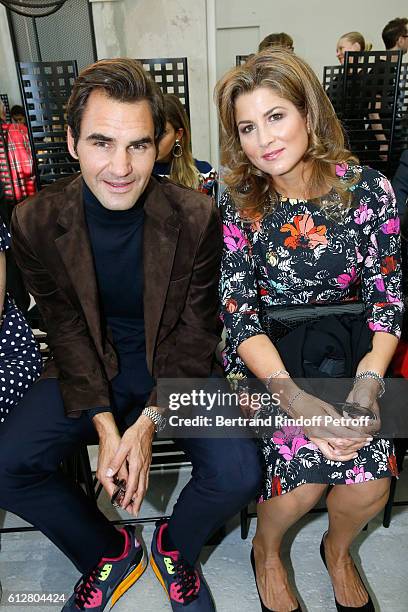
[143,178,180,370]
[54,176,104,354]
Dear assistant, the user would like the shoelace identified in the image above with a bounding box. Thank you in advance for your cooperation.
[174,559,199,605]
[73,566,101,609]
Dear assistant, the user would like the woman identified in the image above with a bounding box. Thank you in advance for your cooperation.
[216,49,402,612]
[336,31,372,65]
[153,93,217,198]
[0,220,42,424]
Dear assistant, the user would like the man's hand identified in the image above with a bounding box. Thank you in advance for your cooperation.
[92,413,126,500]
[106,414,155,516]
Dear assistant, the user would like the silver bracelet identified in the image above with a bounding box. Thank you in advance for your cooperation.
[265,369,290,391]
[287,389,304,415]
[354,370,385,398]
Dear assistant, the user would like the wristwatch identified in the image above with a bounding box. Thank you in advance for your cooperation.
[142,406,167,432]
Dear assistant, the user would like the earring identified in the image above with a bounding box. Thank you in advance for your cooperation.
[172,139,183,158]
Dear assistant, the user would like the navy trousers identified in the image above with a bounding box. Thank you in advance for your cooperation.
[0,372,261,573]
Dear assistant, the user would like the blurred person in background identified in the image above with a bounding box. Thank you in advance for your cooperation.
[153,93,217,198]
[258,32,294,53]
[10,105,27,126]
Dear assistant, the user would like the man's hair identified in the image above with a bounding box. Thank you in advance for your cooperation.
[215,48,357,220]
[0,100,5,122]
[382,17,408,49]
[258,32,294,52]
[66,57,166,149]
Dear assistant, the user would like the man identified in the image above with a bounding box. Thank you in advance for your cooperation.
[382,17,408,54]
[366,17,408,170]
[0,59,261,611]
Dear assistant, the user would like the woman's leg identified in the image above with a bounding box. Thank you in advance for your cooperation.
[253,483,328,611]
[324,477,391,606]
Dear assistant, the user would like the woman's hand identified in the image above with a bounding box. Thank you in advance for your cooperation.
[288,390,372,458]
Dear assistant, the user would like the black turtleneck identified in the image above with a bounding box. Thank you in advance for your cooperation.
[83,181,154,417]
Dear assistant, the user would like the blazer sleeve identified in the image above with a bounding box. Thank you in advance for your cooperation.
[11,209,111,417]
[147,204,223,409]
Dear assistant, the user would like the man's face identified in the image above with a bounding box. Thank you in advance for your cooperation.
[67,90,156,211]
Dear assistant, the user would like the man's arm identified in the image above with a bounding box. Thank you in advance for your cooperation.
[148,204,222,408]
[11,207,111,416]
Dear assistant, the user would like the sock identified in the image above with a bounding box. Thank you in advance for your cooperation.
[102,529,126,559]
[162,523,177,552]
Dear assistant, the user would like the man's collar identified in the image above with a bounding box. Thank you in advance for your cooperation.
[56,173,180,230]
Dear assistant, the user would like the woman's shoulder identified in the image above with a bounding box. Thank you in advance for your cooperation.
[340,163,394,198]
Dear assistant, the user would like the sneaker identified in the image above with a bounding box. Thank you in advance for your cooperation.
[150,521,215,610]
[63,526,147,610]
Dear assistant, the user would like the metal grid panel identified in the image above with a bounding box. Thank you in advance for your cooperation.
[323,64,344,113]
[137,57,190,120]
[18,60,79,188]
[0,94,11,122]
[393,63,408,168]
[342,50,403,176]
[236,54,250,66]
[8,0,96,71]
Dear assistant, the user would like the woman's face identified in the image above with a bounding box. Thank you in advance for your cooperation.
[157,121,183,162]
[234,86,309,185]
[336,37,361,64]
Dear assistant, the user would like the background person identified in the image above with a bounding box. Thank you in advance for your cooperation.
[216,48,403,612]
[258,32,294,53]
[153,93,217,198]
[0,219,42,425]
[10,105,27,126]
[335,31,372,65]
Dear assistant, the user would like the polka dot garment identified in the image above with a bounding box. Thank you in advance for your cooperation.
[0,221,42,424]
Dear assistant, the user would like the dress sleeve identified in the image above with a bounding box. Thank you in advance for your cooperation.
[219,190,265,353]
[0,221,11,252]
[360,174,404,338]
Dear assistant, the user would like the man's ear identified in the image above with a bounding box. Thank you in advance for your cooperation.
[67,127,79,160]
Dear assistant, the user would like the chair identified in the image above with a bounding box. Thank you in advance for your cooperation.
[17,60,80,190]
[0,94,11,123]
[136,57,190,120]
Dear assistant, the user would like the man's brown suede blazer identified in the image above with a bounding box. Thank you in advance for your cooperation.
[11,174,222,417]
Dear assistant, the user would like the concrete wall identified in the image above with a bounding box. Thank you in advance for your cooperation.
[91,0,212,163]
[215,0,408,82]
[0,5,21,107]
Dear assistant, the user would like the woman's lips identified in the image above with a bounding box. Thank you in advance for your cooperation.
[262,148,284,161]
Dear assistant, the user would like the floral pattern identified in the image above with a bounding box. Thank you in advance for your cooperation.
[219,164,403,499]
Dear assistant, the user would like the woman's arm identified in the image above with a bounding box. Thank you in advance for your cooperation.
[0,251,6,318]
[356,331,399,377]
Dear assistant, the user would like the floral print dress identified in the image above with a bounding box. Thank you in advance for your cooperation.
[219,164,403,499]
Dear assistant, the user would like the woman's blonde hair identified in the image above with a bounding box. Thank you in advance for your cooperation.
[215,49,358,221]
[340,31,372,52]
[163,94,201,190]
